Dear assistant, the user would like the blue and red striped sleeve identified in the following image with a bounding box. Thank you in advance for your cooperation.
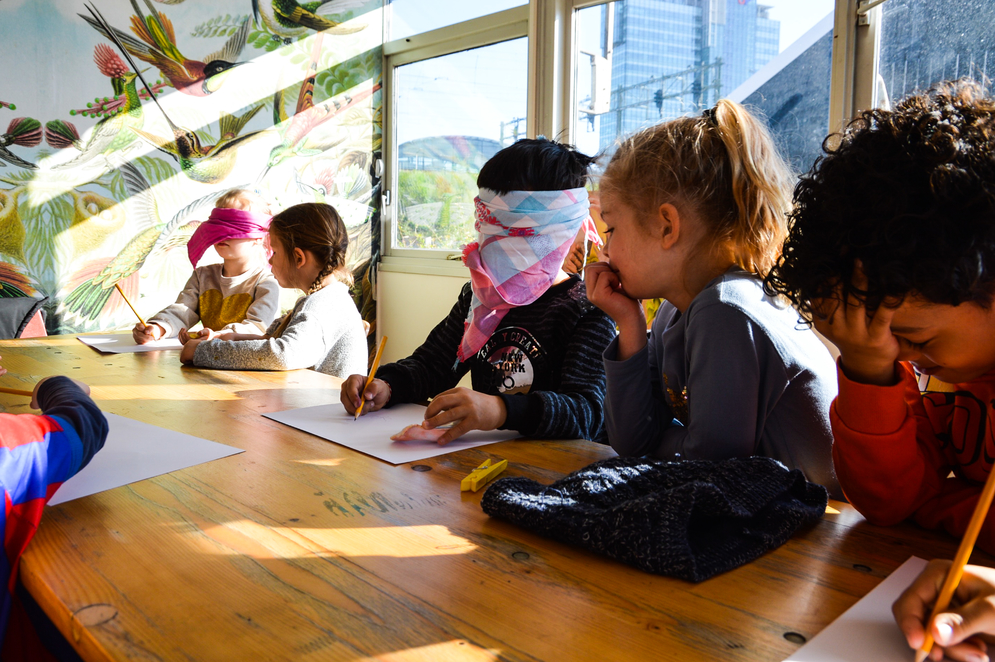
[0,377,107,639]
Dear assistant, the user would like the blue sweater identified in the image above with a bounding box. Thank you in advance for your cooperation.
[602,269,840,497]
[0,377,107,640]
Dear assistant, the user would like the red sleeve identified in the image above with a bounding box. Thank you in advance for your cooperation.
[832,361,995,554]
[831,362,949,525]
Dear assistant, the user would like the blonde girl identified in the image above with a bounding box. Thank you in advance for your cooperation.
[586,99,840,496]
[180,202,367,378]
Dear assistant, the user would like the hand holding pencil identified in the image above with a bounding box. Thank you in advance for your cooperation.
[892,460,995,662]
[340,336,389,418]
[894,559,995,661]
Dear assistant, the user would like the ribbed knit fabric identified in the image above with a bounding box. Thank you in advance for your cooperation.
[481,455,828,582]
[376,275,617,442]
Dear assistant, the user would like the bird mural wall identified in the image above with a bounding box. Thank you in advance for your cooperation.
[0,0,382,334]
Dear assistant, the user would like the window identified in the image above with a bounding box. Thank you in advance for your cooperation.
[383,0,978,271]
[393,39,528,251]
[574,0,835,174]
[878,0,995,107]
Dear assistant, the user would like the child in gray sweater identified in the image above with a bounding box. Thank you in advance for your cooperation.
[180,203,367,378]
[586,99,840,498]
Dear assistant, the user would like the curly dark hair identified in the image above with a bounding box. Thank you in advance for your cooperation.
[764,79,995,317]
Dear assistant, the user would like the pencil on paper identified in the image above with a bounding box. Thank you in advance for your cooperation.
[915,463,995,661]
[0,386,33,397]
[355,335,387,420]
[114,283,147,327]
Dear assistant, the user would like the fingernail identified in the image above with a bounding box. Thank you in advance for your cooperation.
[935,622,953,644]
[966,653,987,662]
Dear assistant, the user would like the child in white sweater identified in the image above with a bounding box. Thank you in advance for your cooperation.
[180,202,367,378]
[133,189,280,345]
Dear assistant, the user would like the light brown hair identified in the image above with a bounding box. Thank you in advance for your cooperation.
[215,188,272,215]
[269,202,352,295]
[600,98,794,278]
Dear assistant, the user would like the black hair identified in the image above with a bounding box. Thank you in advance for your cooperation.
[764,78,995,316]
[477,137,595,193]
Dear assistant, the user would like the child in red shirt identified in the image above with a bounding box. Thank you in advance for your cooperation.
[764,79,995,661]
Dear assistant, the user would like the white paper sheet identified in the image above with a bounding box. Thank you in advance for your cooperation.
[784,556,928,662]
[78,334,182,353]
[49,413,243,505]
[264,402,520,464]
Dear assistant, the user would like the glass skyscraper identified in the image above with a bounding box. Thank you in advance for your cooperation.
[600,0,780,149]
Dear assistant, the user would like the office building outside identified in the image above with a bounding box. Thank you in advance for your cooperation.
[600,0,780,150]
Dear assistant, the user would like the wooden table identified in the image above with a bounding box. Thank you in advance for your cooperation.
[0,336,978,661]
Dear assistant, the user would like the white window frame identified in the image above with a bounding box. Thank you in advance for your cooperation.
[380,0,886,277]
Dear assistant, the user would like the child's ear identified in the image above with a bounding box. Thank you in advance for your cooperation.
[657,203,681,250]
[293,247,307,268]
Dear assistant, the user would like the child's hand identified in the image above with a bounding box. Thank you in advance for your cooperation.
[585,261,643,326]
[340,374,390,415]
[585,261,648,360]
[422,388,507,445]
[893,559,995,661]
[31,376,90,409]
[179,338,202,365]
[0,355,6,377]
[133,322,164,344]
[812,280,900,386]
[180,328,218,344]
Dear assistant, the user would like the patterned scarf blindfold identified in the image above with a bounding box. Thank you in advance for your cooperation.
[457,187,601,363]
[187,208,272,267]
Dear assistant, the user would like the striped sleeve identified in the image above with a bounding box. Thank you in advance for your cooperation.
[502,307,617,442]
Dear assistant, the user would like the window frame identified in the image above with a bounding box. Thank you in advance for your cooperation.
[380,0,885,276]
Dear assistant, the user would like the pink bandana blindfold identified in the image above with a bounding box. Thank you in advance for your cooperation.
[456,187,601,363]
[187,208,272,267]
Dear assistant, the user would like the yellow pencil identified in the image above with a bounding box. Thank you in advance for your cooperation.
[355,335,387,420]
[0,386,33,397]
[916,464,995,661]
[114,282,147,327]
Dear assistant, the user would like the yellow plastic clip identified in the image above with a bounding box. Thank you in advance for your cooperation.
[460,458,508,492]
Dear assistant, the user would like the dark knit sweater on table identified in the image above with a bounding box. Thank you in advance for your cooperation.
[376,275,617,441]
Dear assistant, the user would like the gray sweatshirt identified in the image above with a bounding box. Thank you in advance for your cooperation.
[603,269,840,498]
[192,281,368,378]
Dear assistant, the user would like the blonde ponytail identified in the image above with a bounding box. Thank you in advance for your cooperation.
[600,99,794,278]
[711,99,793,276]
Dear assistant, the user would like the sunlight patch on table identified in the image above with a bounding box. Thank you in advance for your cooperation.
[90,384,240,401]
[352,640,501,662]
[293,457,347,467]
[194,520,478,559]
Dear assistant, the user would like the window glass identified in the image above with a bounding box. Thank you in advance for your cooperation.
[388,0,526,41]
[879,0,995,106]
[394,38,528,250]
[575,0,834,175]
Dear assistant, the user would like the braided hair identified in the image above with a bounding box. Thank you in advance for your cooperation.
[268,203,352,338]
[269,202,352,295]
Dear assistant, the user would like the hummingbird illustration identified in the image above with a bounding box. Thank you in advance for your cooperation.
[0,118,41,171]
[61,164,230,322]
[264,32,380,176]
[131,103,266,184]
[49,46,147,168]
[251,0,367,40]
[80,0,250,97]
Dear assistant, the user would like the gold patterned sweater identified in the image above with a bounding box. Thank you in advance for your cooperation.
[148,263,280,338]
[602,269,841,498]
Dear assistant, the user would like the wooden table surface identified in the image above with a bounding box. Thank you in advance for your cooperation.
[0,335,980,662]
